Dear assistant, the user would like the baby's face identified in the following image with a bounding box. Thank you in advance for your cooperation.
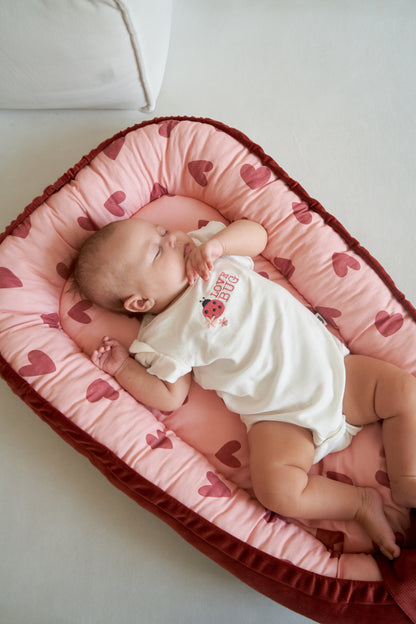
[108,218,193,314]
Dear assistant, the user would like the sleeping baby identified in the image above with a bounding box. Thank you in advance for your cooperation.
[72,216,416,561]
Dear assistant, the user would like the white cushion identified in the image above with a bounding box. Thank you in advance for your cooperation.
[0,0,172,111]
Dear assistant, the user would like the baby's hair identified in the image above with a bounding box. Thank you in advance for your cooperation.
[71,221,129,314]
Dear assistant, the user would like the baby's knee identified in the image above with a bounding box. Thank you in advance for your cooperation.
[389,371,416,416]
[390,475,416,508]
[399,372,416,405]
[252,464,307,517]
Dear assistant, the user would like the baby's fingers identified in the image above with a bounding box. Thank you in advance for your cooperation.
[191,255,212,281]
[102,335,118,348]
[193,264,210,282]
[199,263,211,281]
[185,258,199,285]
[91,349,104,368]
[187,269,197,285]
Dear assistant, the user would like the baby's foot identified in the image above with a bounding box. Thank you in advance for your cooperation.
[355,487,400,560]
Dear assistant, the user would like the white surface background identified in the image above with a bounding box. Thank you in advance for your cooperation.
[0,1,415,623]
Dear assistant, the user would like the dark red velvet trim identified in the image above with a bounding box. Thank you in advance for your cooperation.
[1,116,415,623]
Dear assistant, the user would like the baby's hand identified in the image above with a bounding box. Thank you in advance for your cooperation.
[185,238,224,283]
[91,336,129,376]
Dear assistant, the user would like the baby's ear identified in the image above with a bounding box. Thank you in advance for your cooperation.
[124,295,154,313]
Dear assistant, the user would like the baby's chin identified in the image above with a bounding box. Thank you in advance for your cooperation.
[162,282,189,312]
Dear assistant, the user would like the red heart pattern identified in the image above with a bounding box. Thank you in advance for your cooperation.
[150,183,169,202]
[12,217,31,238]
[292,202,312,224]
[159,120,179,137]
[68,300,92,324]
[215,440,242,468]
[78,215,98,231]
[188,160,213,186]
[18,350,56,377]
[56,262,71,280]
[146,430,173,450]
[332,252,361,277]
[198,220,209,229]
[198,471,231,498]
[273,257,295,280]
[0,267,23,288]
[375,311,403,337]
[103,137,125,160]
[375,470,390,488]
[240,164,271,189]
[104,191,126,216]
[315,528,345,556]
[86,379,119,402]
[326,471,353,485]
[41,313,60,329]
[315,306,342,330]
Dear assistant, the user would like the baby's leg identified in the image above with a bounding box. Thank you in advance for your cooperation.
[343,355,416,508]
[248,420,400,559]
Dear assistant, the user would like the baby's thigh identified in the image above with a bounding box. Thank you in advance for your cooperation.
[247,421,315,477]
[343,354,410,426]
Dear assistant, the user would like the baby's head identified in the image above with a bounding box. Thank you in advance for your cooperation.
[72,218,193,315]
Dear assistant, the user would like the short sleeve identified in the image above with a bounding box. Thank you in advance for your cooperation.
[189,221,227,245]
[129,339,191,383]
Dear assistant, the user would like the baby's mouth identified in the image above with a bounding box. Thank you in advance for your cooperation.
[183,243,191,259]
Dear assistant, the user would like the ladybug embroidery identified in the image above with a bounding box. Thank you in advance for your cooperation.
[201,298,226,327]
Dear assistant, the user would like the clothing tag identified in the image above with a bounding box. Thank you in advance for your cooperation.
[314,312,327,326]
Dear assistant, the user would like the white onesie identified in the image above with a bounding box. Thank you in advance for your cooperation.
[130,222,361,463]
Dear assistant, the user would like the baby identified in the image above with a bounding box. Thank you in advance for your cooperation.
[73,216,416,560]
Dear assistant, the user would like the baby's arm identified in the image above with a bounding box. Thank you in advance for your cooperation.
[92,336,191,411]
[187,219,267,282]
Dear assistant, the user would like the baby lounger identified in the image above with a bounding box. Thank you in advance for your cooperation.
[1,116,416,624]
